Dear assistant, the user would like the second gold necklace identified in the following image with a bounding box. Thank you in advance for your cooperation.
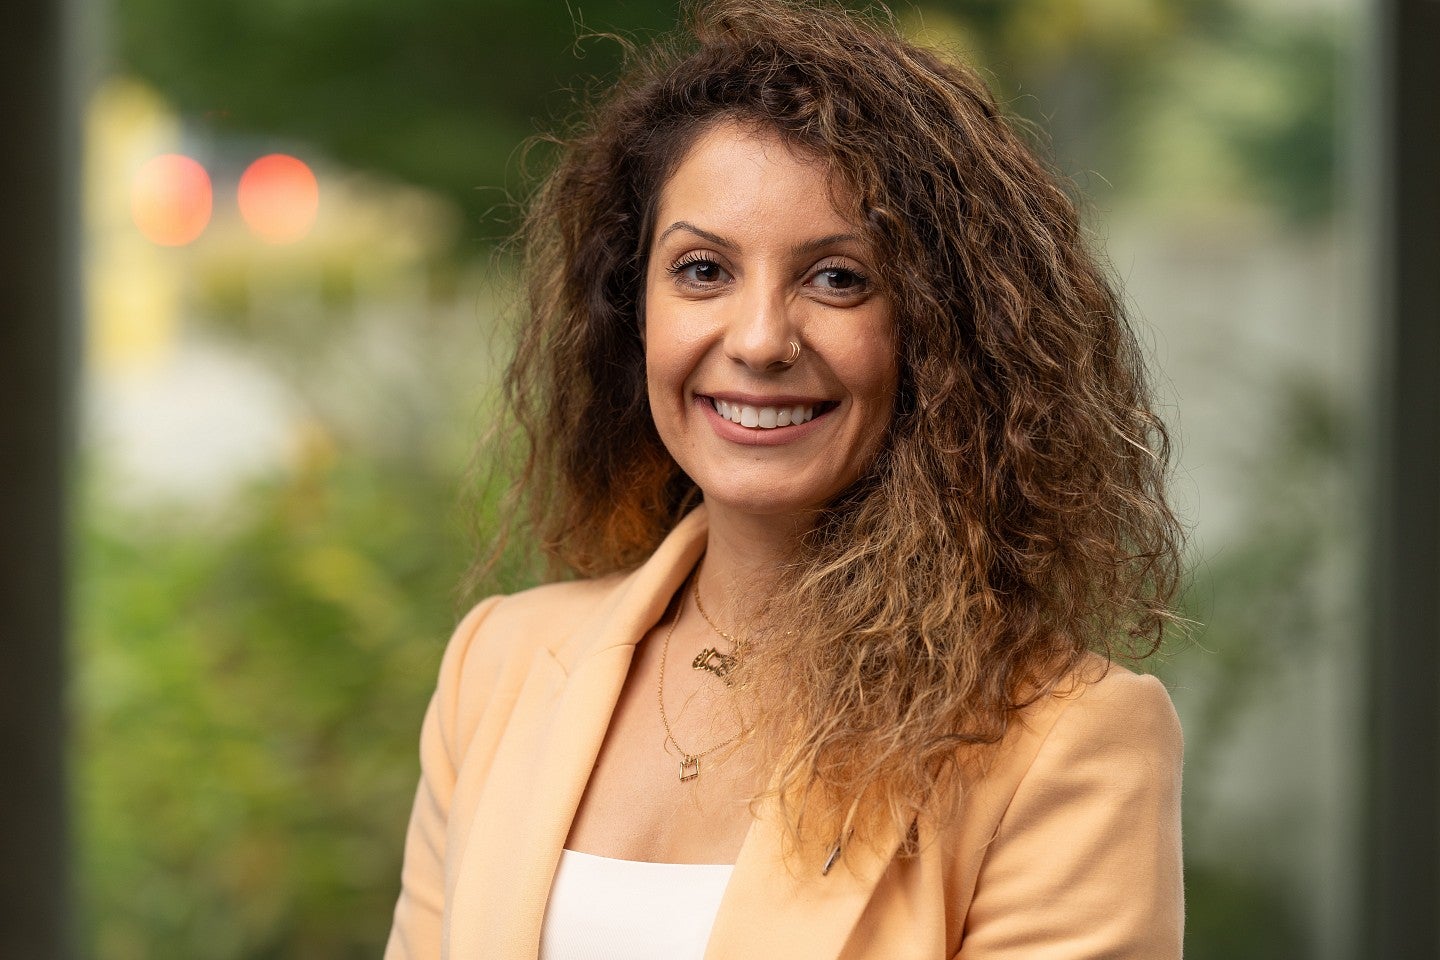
[657,576,741,782]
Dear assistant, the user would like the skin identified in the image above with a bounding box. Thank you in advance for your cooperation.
[646,120,897,626]
[564,120,897,864]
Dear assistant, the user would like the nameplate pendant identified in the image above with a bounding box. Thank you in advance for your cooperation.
[692,647,738,685]
[679,756,700,782]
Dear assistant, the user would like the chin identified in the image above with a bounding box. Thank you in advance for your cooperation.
[696,476,846,521]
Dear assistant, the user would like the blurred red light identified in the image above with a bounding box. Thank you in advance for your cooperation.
[131,154,213,246]
[238,154,319,244]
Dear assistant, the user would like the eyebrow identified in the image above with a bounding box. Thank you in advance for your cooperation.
[656,220,862,257]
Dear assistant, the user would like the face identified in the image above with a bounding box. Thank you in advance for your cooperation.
[643,121,897,523]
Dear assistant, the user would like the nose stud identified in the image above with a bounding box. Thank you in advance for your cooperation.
[774,340,802,368]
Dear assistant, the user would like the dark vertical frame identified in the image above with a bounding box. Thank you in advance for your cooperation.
[1364,0,1440,956]
[0,0,77,957]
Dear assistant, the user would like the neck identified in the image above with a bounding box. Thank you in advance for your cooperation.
[697,499,813,634]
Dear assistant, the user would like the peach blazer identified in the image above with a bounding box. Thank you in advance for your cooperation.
[384,508,1184,959]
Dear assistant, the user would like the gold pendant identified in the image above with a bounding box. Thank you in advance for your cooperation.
[679,756,700,782]
[692,647,738,685]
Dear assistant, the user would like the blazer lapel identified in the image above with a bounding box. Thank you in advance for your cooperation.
[445,509,710,959]
[705,796,907,960]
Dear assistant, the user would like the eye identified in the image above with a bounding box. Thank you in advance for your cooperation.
[667,253,730,287]
[809,262,870,296]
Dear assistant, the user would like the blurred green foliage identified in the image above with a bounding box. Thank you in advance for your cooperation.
[111,0,677,238]
[1185,861,1311,959]
[76,451,477,958]
[112,0,1342,238]
[1160,373,1355,960]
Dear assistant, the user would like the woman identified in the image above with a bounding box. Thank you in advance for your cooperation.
[387,1,1184,957]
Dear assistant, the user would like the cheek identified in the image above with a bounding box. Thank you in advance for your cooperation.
[641,309,696,438]
[850,326,900,449]
[642,302,711,392]
[848,313,899,403]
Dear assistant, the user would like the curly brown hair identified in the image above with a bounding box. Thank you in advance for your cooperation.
[494,0,1183,851]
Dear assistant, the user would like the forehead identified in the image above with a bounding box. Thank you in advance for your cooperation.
[651,120,861,238]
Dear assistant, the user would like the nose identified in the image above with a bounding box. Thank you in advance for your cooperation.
[722,281,799,372]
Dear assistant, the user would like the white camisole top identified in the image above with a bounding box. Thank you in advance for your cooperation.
[538,848,735,960]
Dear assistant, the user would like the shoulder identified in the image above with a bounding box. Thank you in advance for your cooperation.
[1003,656,1183,789]
[956,655,1183,839]
[416,574,632,763]
[440,507,710,680]
[429,508,709,727]
[437,574,631,686]
[466,576,630,652]
[1046,656,1180,728]
[944,657,1185,955]
[1037,657,1183,763]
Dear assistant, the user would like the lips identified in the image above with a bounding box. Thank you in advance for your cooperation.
[711,398,817,429]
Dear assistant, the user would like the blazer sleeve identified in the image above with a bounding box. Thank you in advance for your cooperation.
[954,670,1185,959]
[384,597,505,960]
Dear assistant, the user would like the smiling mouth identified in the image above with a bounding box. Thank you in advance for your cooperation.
[709,397,834,429]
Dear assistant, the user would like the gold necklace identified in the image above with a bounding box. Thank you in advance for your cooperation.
[658,578,741,782]
[691,578,744,685]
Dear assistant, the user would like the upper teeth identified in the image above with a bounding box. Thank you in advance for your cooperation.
[713,399,816,428]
